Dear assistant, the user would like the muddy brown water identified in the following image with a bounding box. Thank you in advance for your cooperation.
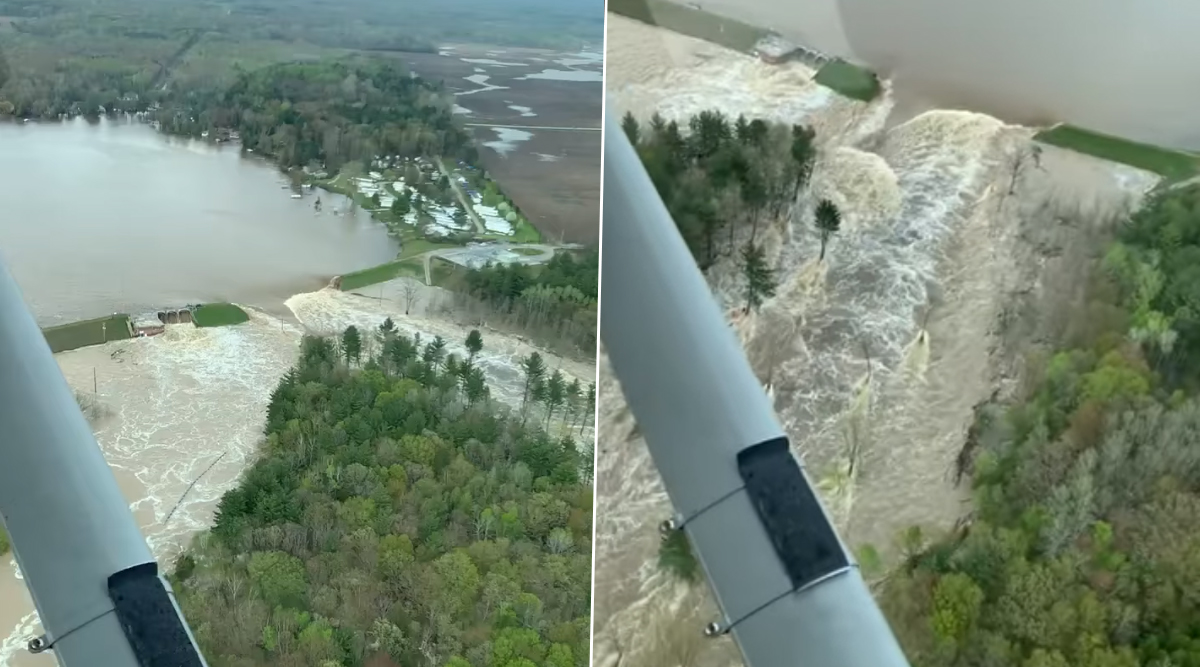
[0,117,398,666]
[0,116,399,327]
[685,0,1200,150]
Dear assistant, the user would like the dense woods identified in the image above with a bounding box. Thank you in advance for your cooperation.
[0,0,597,120]
[155,59,478,172]
[877,184,1200,667]
[623,109,843,313]
[457,250,599,357]
[621,109,816,270]
[175,329,594,667]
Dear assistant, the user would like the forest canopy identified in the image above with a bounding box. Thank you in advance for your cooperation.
[459,250,599,357]
[878,184,1200,667]
[621,109,815,270]
[175,330,593,667]
[154,58,479,171]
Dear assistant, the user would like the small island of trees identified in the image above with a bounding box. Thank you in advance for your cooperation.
[621,109,842,314]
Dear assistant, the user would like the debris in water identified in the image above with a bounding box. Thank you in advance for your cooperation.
[754,35,799,65]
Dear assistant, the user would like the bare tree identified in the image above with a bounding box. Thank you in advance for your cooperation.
[1006,142,1045,196]
[402,283,421,316]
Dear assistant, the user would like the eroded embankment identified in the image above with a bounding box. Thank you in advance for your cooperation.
[594,13,1158,667]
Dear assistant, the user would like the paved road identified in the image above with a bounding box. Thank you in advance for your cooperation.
[420,243,559,285]
[434,156,486,234]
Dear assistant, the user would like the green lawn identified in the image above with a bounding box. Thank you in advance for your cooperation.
[192,303,250,327]
[338,258,426,291]
[513,247,544,256]
[43,314,132,353]
[607,0,770,54]
[398,237,457,260]
[814,60,882,102]
[1034,124,1200,182]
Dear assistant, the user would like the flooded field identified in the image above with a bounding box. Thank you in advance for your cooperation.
[399,44,603,244]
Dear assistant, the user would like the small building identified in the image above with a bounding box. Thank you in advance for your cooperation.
[132,313,165,338]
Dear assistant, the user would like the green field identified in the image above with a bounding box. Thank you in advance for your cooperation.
[43,314,132,353]
[1034,124,1200,181]
[814,60,882,102]
[192,303,250,327]
[338,258,426,291]
[607,0,770,53]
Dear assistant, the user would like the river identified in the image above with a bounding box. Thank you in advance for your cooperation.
[688,0,1200,150]
[598,13,1161,667]
[0,118,595,667]
[0,117,398,326]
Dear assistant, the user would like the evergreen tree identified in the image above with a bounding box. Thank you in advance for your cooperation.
[341,325,362,366]
[545,370,566,428]
[621,111,640,144]
[740,241,777,313]
[521,352,547,414]
[790,124,816,200]
[814,198,842,261]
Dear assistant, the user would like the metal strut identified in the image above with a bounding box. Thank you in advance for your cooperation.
[600,104,912,667]
[0,257,209,667]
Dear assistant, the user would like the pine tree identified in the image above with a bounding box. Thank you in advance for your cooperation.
[341,325,362,366]
[545,370,566,428]
[741,241,777,313]
[621,111,640,144]
[815,198,842,261]
[521,352,547,418]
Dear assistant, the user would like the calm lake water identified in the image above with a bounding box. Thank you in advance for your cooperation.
[0,117,399,326]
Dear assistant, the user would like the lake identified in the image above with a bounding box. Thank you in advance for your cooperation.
[0,117,400,326]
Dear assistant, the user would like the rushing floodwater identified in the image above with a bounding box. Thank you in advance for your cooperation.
[688,0,1200,150]
[0,117,399,326]
[598,14,1161,667]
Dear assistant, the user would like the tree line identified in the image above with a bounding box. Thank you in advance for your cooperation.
[173,324,594,667]
[622,110,844,314]
[153,58,479,173]
[875,184,1200,667]
[453,250,599,358]
[0,0,597,121]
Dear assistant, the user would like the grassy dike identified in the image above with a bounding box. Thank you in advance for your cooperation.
[43,314,132,353]
[41,303,249,353]
[814,60,881,102]
[1035,124,1200,182]
[192,303,250,327]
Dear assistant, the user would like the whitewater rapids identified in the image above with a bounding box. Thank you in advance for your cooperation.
[595,13,1158,667]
